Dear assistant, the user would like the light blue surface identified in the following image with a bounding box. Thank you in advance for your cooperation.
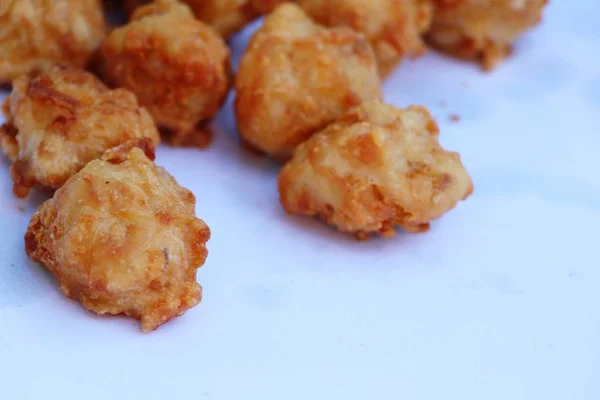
[1,1,599,399]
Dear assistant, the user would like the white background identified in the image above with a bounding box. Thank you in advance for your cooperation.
[1,1,599,399]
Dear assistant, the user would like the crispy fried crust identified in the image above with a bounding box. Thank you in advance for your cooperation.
[426,0,548,70]
[235,4,382,160]
[124,0,286,38]
[297,0,434,76]
[0,65,160,198]
[186,0,288,38]
[0,0,107,84]
[25,147,210,332]
[101,0,231,145]
[278,100,474,239]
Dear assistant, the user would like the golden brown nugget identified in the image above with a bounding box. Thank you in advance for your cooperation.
[426,0,547,70]
[235,4,382,161]
[0,0,107,84]
[101,0,230,146]
[297,0,434,76]
[278,100,473,239]
[0,65,159,198]
[25,146,211,332]
[124,0,286,38]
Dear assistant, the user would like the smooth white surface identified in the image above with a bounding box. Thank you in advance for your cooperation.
[1,2,599,399]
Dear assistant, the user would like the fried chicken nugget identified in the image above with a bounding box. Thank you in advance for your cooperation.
[0,0,107,84]
[101,0,230,146]
[124,0,286,38]
[297,0,434,76]
[25,146,211,332]
[278,100,473,239]
[235,4,382,161]
[0,64,160,198]
[426,0,548,70]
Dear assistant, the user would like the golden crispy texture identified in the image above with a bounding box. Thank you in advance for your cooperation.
[279,100,473,239]
[297,0,434,76]
[101,0,230,146]
[186,0,288,38]
[426,0,547,70]
[235,4,382,161]
[124,0,286,38]
[0,0,107,84]
[0,64,160,198]
[25,147,211,332]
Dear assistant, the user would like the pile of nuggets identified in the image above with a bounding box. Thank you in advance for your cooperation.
[0,0,547,331]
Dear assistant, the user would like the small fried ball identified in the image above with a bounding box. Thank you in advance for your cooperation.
[0,64,160,198]
[297,0,434,76]
[235,3,382,161]
[101,0,231,146]
[426,0,548,70]
[0,0,107,84]
[25,146,211,332]
[124,0,286,38]
[278,100,474,239]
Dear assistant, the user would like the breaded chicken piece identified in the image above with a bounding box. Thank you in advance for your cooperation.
[426,0,547,70]
[124,0,286,38]
[235,4,382,161]
[101,0,230,146]
[25,146,211,332]
[0,65,160,198]
[0,0,107,84]
[279,100,473,239]
[297,0,434,76]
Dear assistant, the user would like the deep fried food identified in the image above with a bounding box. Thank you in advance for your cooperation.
[101,0,230,146]
[0,0,107,84]
[25,146,211,332]
[0,65,160,198]
[235,4,382,160]
[124,0,286,38]
[426,0,547,70]
[297,0,434,76]
[278,100,473,239]
[185,0,288,38]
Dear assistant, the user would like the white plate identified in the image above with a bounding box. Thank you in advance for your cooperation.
[1,2,599,399]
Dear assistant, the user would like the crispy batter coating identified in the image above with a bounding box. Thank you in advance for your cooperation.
[235,4,382,161]
[426,0,547,70]
[124,0,286,38]
[297,0,434,76]
[185,0,288,38]
[278,100,473,239]
[25,146,211,332]
[0,0,107,84]
[101,0,230,146]
[0,65,160,198]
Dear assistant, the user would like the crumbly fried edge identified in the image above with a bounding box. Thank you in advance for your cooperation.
[278,101,474,239]
[0,0,107,83]
[125,0,286,38]
[296,0,435,77]
[234,4,382,160]
[0,98,18,162]
[2,65,160,198]
[25,146,210,332]
[102,0,231,146]
[426,0,548,70]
